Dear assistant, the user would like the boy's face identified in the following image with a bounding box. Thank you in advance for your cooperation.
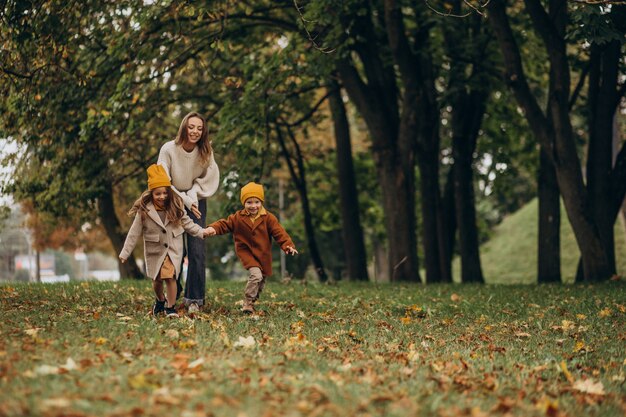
[244,197,262,215]
[152,187,169,206]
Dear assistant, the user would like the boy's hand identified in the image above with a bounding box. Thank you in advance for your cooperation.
[119,256,127,264]
[204,226,216,237]
[284,246,298,255]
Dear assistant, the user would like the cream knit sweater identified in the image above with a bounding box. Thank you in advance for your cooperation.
[157,140,220,209]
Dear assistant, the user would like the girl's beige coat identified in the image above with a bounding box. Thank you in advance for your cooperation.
[119,202,205,280]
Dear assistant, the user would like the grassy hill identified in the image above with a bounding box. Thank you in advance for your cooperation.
[453,198,626,284]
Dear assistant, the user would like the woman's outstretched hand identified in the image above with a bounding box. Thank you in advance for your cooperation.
[190,204,202,219]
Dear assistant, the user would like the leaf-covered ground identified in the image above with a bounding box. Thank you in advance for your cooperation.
[0,280,624,417]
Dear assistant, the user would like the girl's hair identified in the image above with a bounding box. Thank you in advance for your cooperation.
[175,111,212,166]
[128,188,186,225]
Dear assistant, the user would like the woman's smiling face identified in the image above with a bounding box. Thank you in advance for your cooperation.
[185,116,203,145]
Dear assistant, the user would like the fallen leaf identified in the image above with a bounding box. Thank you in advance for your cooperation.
[128,373,159,390]
[166,329,179,339]
[219,331,231,347]
[286,333,311,347]
[33,358,77,376]
[558,361,574,383]
[24,328,42,337]
[573,341,587,353]
[41,397,71,408]
[188,357,205,370]
[94,337,108,345]
[34,364,60,376]
[177,339,197,349]
[573,378,605,395]
[233,335,256,349]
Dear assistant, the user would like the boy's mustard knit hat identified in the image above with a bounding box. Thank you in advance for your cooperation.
[147,164,171,190]
[240,182,264,204]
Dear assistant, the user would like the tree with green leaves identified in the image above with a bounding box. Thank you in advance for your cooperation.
[487,1,626,281]
[0,0,231,278]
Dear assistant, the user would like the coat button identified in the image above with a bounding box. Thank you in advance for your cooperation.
[164,243,168,248]
[162,229,166,233]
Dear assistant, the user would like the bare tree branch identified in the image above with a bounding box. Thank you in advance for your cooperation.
[292,0,336,53]
[276,89,335,128]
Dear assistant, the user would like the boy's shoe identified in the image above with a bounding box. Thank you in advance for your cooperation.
[242,302,255,314]
[188,302,200,314]
[152,299,166,316]
[165,305,179,318]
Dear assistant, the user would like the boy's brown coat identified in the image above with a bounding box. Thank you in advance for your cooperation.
[209,209,294,276]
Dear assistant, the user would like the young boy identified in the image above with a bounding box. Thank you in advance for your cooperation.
[207,182,298,314]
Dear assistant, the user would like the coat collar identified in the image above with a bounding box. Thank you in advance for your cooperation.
[146,202,168,228]
[239,208,266,230]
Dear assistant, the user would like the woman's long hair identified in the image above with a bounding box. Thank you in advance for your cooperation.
[175,111,212,166]
[128,188,186,226]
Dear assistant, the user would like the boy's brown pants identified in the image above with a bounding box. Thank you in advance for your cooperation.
[244,267,265,305]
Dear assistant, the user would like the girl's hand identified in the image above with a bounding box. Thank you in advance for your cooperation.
[284,246,298,256]
[190,204,201,219]
[119,257,127,264]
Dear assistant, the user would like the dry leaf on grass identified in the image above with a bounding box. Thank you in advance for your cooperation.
[233,335,256,349]
[573,379,605,396]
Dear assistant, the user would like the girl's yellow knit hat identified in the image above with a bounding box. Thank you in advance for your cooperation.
[147,164,171,190]
[240,182,264,204]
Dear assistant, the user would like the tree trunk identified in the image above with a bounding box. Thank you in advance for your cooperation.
[382,145,419,282]
[98,180,143,279]
[451,90,486,284]
[538,37,562,284]
[442,6,490,283]
[614,100,626,241]
[442,167,456,277]
[417,139,448,283]
[327,80,369,281]
[276,127,329,282]
[585,41,620,274]
[298,183,329,283]
[372,237,390,282]
[537,147,561,283]
[35,250,40,283]
[336,60,420,282]
[415,42,448,283]
[488,0,612,281]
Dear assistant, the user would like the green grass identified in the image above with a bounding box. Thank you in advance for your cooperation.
[453,199,626,284]
[1,280,625,416]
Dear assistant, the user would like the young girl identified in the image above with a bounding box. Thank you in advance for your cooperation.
[157,112,220,313]
[119,164,211,317]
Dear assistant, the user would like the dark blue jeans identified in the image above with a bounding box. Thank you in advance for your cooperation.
[179,199,207,306]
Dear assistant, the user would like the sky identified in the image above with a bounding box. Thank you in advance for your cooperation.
[0,138,18,206]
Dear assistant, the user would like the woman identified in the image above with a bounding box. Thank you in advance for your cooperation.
[157,112,219,313]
